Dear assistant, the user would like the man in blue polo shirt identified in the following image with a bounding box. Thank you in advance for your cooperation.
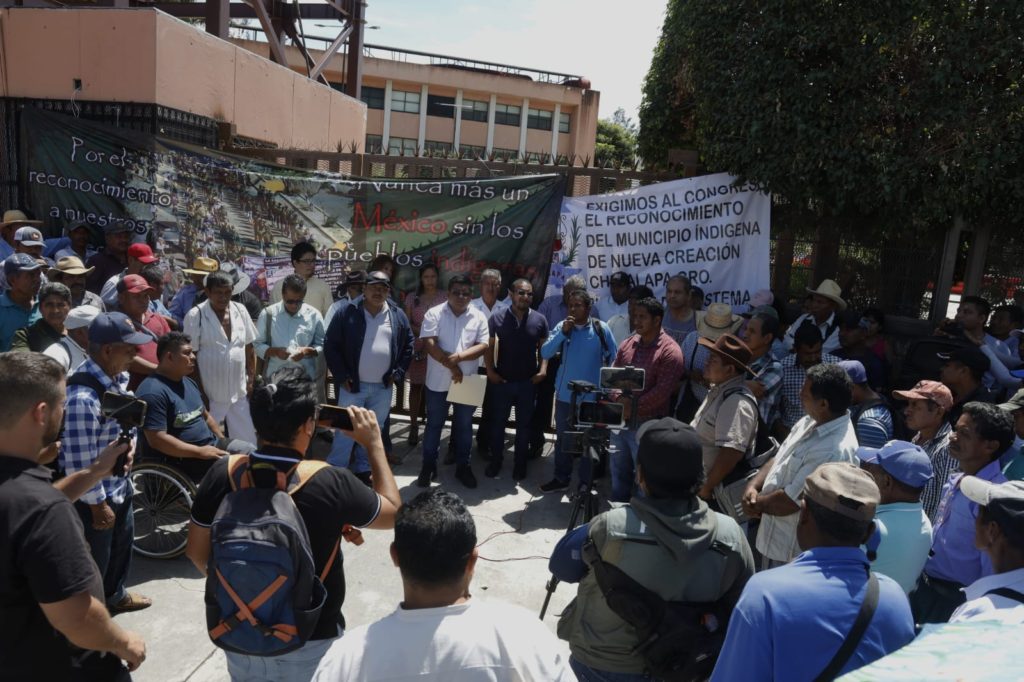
[910,401,1013,623]
[0,254,42,351]
[859,441,934,593]
[712,463,914,681]
[483,278,548,482]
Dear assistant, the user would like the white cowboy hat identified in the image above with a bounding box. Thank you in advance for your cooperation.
[806,279,847,311]
[695,303,743,341]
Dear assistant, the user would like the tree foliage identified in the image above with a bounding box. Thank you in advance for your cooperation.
[595,108,639,167]
[639,1,1024,228]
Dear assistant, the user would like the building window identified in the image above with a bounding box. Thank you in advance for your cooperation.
[365,134,383,152]
[424,140,453,154]
[559,112,571,133]
[460,144,485,158]
[525,151,543,164]
[426,95,456,118]
[494,103,521,127]
[462,99,489,123]
[527,108,553,131]
[391,90,421,114]
[493,147,519,161]
[388,136,418,155]
[360,86,385,110]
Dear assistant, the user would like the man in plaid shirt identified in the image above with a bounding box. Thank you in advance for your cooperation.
[609,297,685,502]
[742,309,785,425]
[60,312,154,614]
[779,322,841,434]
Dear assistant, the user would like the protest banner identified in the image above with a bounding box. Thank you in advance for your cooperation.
[21,109,565,298]
[554,172,771,310]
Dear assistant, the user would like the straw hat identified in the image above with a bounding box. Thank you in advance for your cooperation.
[806,279,847,311]
[48,256,94,278]
[182,257,220,276]
[695,303,743,340]
[0,210,42,229]
[697,333,755,375]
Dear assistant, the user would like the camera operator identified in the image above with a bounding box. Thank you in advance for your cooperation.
[549,418,754,680]
[136,332,254,482]
[59,312,153,616]
[608,297,684,502]
[539,289,617,494]
[0,352,146,681]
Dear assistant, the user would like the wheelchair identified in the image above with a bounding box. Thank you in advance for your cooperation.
[131,455,207,559]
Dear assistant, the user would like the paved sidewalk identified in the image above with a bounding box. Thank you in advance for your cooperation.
[119,421,606,681]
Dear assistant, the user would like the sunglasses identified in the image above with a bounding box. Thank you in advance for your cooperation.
[284,298,304,306]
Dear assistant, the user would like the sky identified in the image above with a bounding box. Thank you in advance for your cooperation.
[306,0,669,123]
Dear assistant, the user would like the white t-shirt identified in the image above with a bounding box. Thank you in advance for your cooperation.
[949,567,1024,624]
[43,336,87,374]
[420,302,489,393]
[469,296,510,319]
[312,600,573,682]
[593,295,628,322]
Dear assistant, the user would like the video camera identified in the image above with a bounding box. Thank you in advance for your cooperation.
[562,366,646,457]
[100,392,147,476]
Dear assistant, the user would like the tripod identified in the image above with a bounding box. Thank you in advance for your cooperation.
[539,441,603,620]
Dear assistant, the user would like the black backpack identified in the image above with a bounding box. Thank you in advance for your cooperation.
[581,537,737,681]
[719,385,778,485]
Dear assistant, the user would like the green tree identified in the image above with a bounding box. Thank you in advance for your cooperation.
[595,108,638,167]
[637,0,695,165]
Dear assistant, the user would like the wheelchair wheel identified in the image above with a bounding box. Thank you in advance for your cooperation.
[131,462,197,559]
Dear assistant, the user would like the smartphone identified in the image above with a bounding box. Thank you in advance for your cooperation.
[319,404,354,431]
[576,399,625,429]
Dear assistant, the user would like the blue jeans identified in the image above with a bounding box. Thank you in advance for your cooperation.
[610,429,639,502]
[423,388,474,467]
[326,382,392,473]
[570,657,652,681]
[225,634,338,682]
[553,400,592,485]
[488,379,536,467]
[74,494,134,606]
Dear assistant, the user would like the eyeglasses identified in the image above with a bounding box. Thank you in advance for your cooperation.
[295,258,317,265]
[284,298,304,306]
[451,290,473,298]
[515,290,534,297]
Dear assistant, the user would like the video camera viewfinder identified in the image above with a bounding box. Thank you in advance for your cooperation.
[576,399,625,429]
[599,366,645,392]
[100,392,147,476]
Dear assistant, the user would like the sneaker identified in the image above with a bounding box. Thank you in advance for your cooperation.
[416,463,436,488]
[455,464,478,489]
[484,460,502,478]
[539,478,569,493]
[512,461,527,481]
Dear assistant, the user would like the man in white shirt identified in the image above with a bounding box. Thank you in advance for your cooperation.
[743,363,859,568]
[592,271,631,322]
[859,441,935,593]
[782,279,845,356]
[949,478,1024,623]
[183,271,258,445]
[468,268,508,462]
[418,274,489,489]
[312,489,572,682]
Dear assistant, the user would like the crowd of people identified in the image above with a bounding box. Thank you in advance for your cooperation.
[1,208,1024,681]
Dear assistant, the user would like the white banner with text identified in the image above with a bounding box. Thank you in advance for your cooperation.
[553,173,771,310]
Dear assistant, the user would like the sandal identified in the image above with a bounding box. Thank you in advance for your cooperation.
[109,592,152,614]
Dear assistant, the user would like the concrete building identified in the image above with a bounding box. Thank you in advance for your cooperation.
[230,38,600,162]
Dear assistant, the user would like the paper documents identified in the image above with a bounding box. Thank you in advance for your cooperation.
[447,373,487,407]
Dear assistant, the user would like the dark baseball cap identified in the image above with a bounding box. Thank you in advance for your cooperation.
[344,270,367,285]
[961,478,1024,546]
[937,346,990,375]
[636,418,704,492]
[3,253,42,277]
[88,312,152,345]
[858,440,934,488]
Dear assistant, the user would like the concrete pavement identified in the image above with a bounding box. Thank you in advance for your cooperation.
[119,419,610,681]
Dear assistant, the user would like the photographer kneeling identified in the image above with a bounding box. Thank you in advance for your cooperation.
[549,418,755,681]
[136,332,254,483]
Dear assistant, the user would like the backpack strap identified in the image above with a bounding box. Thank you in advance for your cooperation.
[226,453,294,492]
[287,460,345,582]
[986,587,1024,604]
[813,573,879,682]
[591,318,612,364]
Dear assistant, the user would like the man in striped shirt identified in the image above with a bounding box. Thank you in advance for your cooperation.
[60,312,153,614]
[894,380,956,521]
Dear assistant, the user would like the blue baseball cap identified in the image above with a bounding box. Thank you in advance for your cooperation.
[838,359,868,385]
[3,253,43,277]
[88,312,152,346]
[858,440,934,488]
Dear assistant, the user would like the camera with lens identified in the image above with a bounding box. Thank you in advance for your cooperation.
[562,366,646,457]
[100,392,147,476]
